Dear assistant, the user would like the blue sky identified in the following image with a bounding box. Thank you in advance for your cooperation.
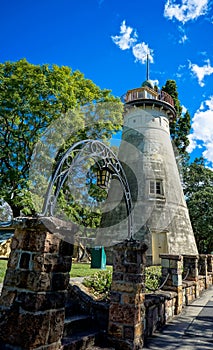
[1,0,213,165]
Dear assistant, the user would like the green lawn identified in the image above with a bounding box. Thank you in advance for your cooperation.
[0,260,8,283]
[70,263,112,277]
[0,260,112,283]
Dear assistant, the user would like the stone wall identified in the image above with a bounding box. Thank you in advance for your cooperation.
[0,217,77,350]
[108,250,213,347]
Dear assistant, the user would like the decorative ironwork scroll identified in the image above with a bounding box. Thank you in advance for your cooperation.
[41,139,134,240]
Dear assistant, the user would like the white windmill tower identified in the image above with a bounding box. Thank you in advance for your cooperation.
[99,56,198,264]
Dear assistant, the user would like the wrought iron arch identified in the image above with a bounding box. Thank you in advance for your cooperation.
[41,139,134,240]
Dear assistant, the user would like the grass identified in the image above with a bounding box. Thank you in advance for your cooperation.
[0,260,8,283]
[70,263,112,277]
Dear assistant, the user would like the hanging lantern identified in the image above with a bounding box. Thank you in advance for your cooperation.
[97,167,112,189]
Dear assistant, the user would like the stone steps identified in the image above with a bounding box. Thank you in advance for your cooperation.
[63,314,94,337]
[62,285,103,349]
[61,330,100,350]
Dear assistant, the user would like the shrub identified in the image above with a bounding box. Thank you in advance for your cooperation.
[145,266,162,293]
[83,265,162,298]
[83,270,112,300]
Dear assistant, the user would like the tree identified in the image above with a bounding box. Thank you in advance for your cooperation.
[162,80,191,164]
[183,158,213,253]
[0,59,123,217]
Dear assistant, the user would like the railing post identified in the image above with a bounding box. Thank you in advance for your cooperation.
[183,255,199,282]
[199,254,208,289]
[207,255,213,286]
[108,240,148,350]
[160,254,183,315]
[183,255,199,302]
[207,254,213,273]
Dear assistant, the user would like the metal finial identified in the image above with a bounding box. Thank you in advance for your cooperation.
[146,53,149,81]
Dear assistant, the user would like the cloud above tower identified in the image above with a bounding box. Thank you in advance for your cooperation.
[189,59,213,86]
[111,20,154,64]
[111,20,137,50]
[164,0,209,24]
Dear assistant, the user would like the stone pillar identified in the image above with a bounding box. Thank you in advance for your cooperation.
[199,254,208,289]
[207,255,213,286]
[108,240,148,350]
[182,255,199,301]
[160,254,183,314]
[183,255,199,281]
[207,254,213,273]
[199,254,208,276]
[0,217,77,350]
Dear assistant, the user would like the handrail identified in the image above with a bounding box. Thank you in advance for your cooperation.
[145,272,170,292]
[182,268,190,281]
[125,87,174,107]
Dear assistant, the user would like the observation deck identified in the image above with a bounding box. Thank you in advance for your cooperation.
[124,86,176,119]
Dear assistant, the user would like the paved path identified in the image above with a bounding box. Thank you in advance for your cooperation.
[143,285,213,350]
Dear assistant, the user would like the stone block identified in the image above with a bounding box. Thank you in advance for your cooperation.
[58,240,74,256]
[111,281,134,293]
[122,292,144,305]
[123,325,134,340]
[0,307,50,348]
[43,233,61,254]
[27,271,51,291]
[7,250,20,269]
[126,250,137,264]
[112,272,124,281]
[17,291,66,312]
[161,258,169,268]
[110,291,121,303]
[0,288,17,308]
[172,274,182,287]
[48,309,65,343]
[4,269,28,289]
[108,322,123,338]
[109,303,141,325]
[124,273,144,284]
[126,263,144,274]
[51,272,70,291]
[32,253,72,273]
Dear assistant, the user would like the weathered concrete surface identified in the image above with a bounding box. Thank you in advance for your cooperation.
[98,93,198,263]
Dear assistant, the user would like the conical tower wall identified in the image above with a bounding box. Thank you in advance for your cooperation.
[98,101,198,264]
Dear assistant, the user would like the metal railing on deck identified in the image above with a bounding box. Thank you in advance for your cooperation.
[125,87,174,107]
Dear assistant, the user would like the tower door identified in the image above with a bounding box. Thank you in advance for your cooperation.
[152,232,168,265]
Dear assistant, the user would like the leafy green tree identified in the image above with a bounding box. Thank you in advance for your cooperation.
[162,80,191,163]
[0,59,123,217]
[184,158,213,253]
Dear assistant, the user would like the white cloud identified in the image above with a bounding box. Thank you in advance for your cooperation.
[132,43,154,64]
[181,104,187,115]
[187,134,198,153]
[111,20,154,65]
[179,34,188,43]
[111,20,137,50]
[178,25,188,44]
[188,97,213,163]
[164,0,209,24]
[189,59,213,86]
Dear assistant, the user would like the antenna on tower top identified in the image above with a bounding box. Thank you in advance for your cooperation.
[146,53,149,81]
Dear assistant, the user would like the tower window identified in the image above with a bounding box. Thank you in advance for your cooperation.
[149,180,164,196]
